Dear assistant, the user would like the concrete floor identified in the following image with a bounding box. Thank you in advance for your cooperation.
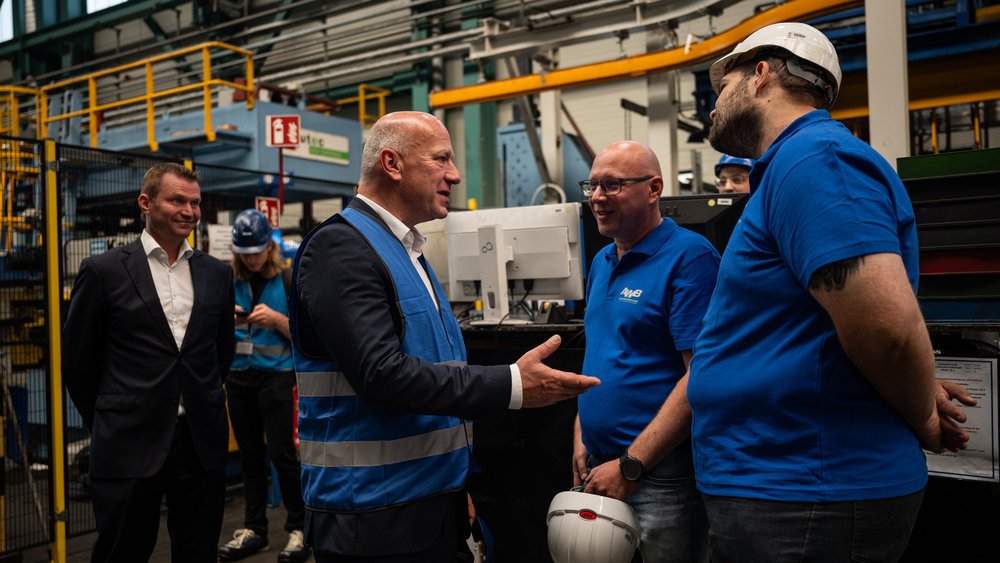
[19,490,306,563]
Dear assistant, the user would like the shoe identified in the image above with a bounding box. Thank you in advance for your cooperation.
[218,528,269,561]
[278,530,312,563]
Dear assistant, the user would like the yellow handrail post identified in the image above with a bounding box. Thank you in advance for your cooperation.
[39,93,48,139]
[44,138,68,563]
[245,53,255,111]
[203,46,216,143]
[145,62,157,152]
[88,77,98,148]
[931,109,939,154]
[972,103,982,149]
[10,92,19,137]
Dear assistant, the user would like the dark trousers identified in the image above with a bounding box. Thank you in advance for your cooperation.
[308,492,472,562]
[702,490,925,563]
[226,369,305,536]
[89,419,225,563]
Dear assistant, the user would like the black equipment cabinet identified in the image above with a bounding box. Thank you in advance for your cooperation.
[464,325,584,563]
[897,149,1000,562]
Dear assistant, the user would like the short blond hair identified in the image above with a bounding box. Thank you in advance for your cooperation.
[141,163,198,199]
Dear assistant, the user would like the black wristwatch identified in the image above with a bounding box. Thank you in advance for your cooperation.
[619,451,645,482]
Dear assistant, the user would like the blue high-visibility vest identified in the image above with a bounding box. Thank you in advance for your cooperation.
[232,274,292,372]
[290,207,469,511]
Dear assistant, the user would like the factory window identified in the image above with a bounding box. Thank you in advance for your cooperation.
[87,0,127,14]
[1,0,12,42]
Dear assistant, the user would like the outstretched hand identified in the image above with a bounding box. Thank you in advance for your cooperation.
[517,335,600,408]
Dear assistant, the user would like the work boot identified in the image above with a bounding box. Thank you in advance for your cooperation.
[218,528,269,561]
[278,530,312,563]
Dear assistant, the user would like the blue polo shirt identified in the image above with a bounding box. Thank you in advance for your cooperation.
[688,110,926,502]
[580,219,719,456]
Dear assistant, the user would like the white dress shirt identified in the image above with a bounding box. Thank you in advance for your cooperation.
[354,194,523,409]
[140,230,195,415]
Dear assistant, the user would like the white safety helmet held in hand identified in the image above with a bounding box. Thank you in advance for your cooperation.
[547,491,641,563]
[709,22,842,106]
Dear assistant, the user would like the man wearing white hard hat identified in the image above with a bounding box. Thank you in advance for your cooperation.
[686,22,975,562]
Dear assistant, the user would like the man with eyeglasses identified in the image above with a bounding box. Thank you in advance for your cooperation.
[572,141,718,562]
[714,154,754,193]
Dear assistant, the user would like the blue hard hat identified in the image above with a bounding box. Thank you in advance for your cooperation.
[232,209,273,254]
[715,154,755,176]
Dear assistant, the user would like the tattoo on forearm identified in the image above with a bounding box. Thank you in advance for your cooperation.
[809,256,865,291]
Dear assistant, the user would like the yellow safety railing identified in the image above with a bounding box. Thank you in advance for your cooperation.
[335,83,391,129]
[0,86,40,139]
[39,42,255,152]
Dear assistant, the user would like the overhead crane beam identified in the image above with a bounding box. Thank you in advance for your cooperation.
[429,0,862,109]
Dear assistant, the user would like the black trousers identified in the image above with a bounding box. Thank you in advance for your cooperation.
[226,369,305,536]
[88,419,225,563]
[308,492,473,563]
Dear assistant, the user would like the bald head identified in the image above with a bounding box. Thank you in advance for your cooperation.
[592,141,662,177]
[359,112,446,184]
[356,111,461,227]
[588,141,664,254]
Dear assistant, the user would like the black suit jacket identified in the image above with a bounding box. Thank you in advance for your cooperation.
[295,199,511,555]
[63,238,235,479]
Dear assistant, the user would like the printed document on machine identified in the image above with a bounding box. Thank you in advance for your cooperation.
[925,356,998,482]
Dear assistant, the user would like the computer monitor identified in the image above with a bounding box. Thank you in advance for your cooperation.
[580,194,749,270]
[658,193,749,255]
[445,203,585,325]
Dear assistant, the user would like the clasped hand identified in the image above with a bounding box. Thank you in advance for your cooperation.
[920,380,976,454]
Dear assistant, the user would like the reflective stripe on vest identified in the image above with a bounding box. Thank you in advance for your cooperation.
[290,207,471,512]
[300,424,468,467]
[297,359,468,398]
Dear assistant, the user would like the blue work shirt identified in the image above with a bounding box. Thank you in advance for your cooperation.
[580,218,719,456]
[688,109,927,502]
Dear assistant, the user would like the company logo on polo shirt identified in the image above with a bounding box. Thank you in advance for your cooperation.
[619,287,643,304]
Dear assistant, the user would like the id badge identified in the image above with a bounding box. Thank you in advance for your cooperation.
[236,341,254,355]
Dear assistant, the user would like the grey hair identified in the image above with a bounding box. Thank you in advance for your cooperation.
[359,117,416,183]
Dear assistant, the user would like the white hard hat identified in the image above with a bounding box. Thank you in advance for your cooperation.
[547,491,641,563]
[709,22,842,106]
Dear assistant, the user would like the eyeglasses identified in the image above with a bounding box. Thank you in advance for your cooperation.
[715,176,748,188]
[579,176,653,197]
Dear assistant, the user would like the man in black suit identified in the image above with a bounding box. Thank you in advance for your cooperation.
[63,162,235,563]
[291,111,600,562]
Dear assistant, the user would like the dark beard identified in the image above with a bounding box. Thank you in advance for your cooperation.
[708,105,763,159]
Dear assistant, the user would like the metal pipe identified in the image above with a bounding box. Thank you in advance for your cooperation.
[297,43,470,87]
[431,0,863,108]
[262,28,481,84]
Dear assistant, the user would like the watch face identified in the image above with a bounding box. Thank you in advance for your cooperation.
[621,456,643,481]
